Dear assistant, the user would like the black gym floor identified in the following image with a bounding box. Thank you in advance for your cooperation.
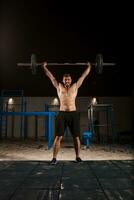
[0,160,133,200]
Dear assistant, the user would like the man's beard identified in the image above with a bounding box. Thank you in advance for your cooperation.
[64,83,71,88]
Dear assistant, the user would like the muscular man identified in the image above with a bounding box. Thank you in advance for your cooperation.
[42,62,91,164]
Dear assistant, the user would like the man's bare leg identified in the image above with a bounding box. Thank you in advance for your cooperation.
[73,136,81,158]
[53,136,63,159]
[73,136,83,162]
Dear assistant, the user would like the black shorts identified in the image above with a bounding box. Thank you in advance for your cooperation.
[56,111,80,137]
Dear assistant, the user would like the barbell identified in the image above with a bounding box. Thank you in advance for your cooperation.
[17,54,116,75]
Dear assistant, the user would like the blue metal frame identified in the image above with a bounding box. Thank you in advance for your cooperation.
[0,111,56,149]
[44,104,49,140]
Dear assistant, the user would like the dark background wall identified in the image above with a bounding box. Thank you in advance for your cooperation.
[0,1,133,96]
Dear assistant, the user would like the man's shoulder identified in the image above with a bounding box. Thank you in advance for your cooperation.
[71,83,77,88]
[57,83,64,90]
[59,83,63,87]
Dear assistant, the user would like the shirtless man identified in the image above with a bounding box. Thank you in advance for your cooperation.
[42,62,91,164]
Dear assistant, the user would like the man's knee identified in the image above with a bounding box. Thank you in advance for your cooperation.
[73,136,80,141]
[55,136,63,142]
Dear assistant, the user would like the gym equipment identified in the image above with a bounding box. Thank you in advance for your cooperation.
[17,53,116,75]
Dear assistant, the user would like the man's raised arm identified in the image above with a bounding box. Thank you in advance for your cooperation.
[42,62,58,88]
[76,62,91,88]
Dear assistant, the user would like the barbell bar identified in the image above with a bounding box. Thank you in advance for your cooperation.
[17,54,116,75]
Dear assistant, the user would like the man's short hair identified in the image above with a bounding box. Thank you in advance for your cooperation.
[63,74,71,78]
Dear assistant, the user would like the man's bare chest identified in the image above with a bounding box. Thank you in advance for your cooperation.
[58,87,77,98]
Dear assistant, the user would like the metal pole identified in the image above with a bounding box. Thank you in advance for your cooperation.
[17,62,116,67]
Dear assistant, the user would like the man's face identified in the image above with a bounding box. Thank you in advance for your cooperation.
[63,76,72,87]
